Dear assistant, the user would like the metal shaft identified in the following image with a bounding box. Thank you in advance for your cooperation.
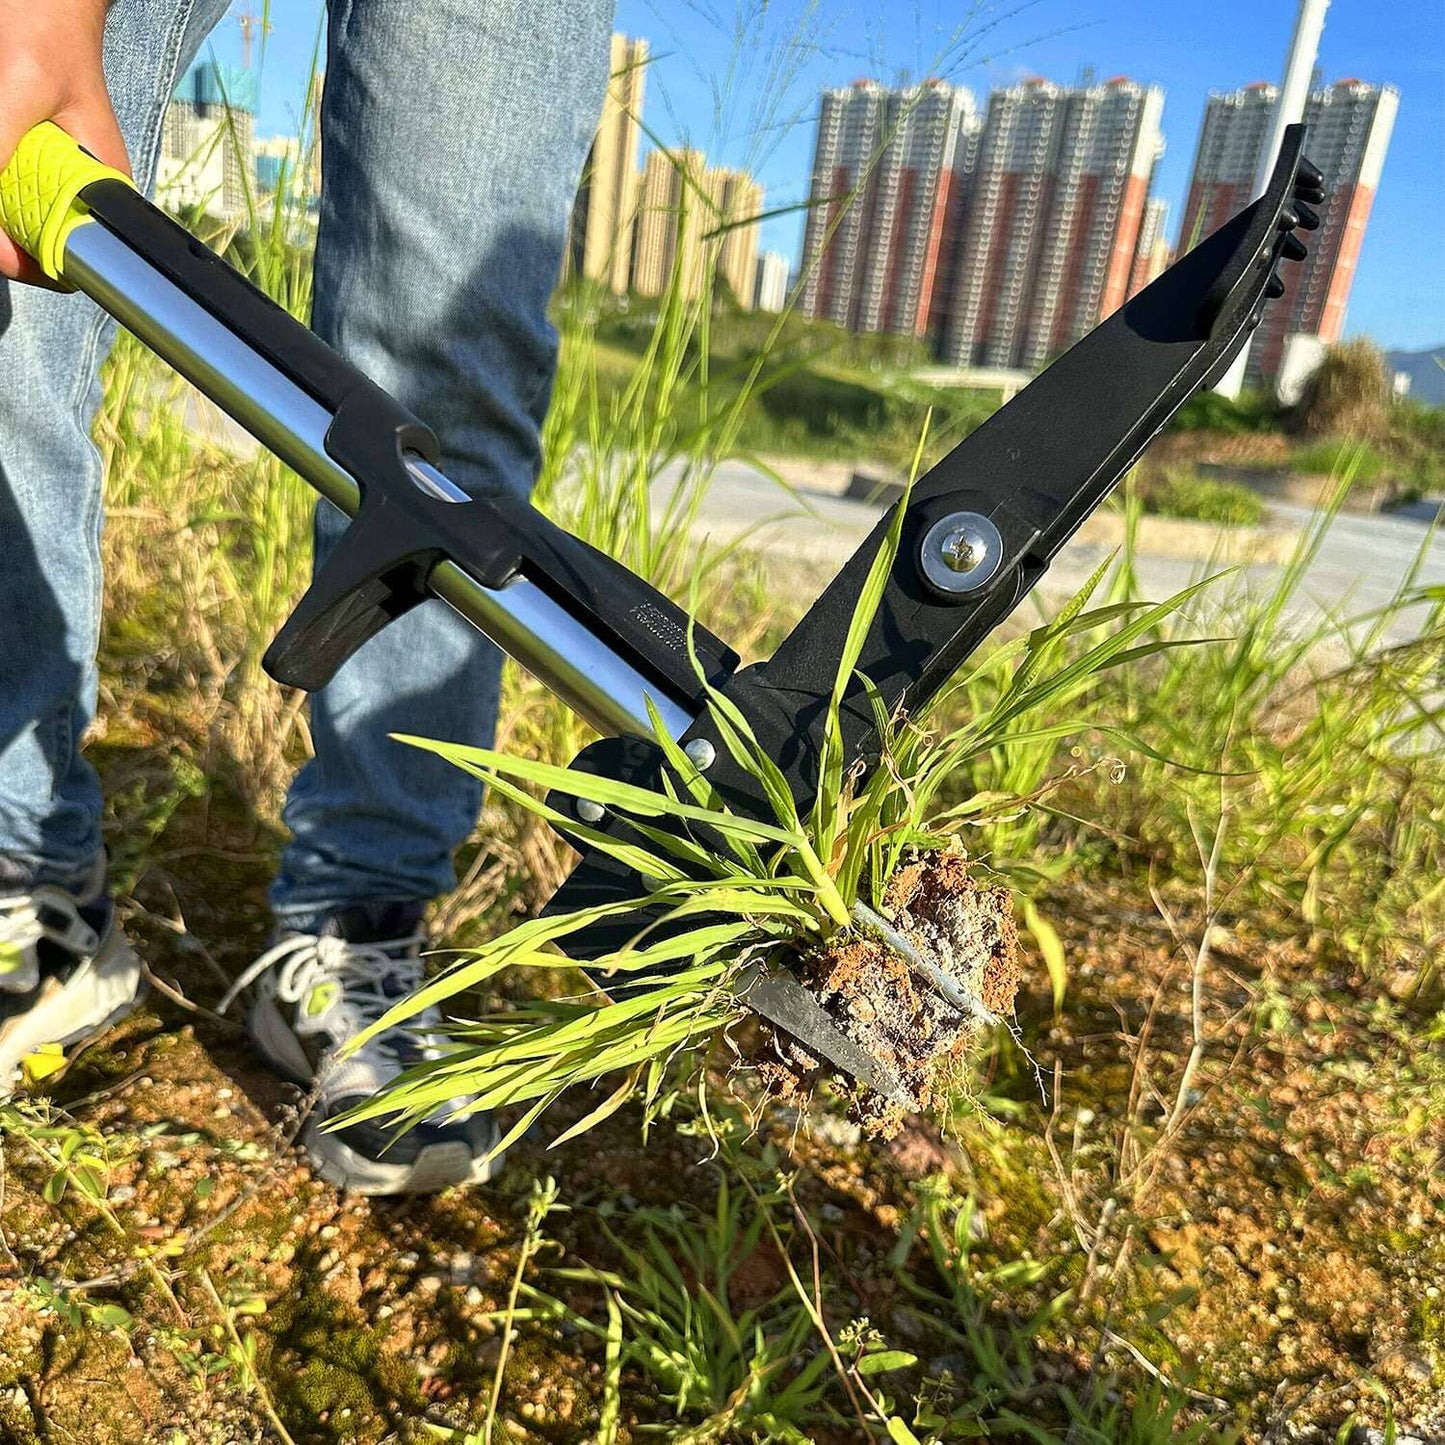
[64,220,697,743]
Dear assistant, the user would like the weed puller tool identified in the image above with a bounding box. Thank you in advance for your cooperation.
[0,123,1325,1104]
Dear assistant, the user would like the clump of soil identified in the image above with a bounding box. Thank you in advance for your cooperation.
[759,852,1020,1135]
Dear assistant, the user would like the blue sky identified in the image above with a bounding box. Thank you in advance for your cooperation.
[221,0,1442,350]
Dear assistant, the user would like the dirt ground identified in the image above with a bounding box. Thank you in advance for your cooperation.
[0,752,1440,1444]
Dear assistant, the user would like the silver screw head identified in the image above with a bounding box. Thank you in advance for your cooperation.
[576,798,606,824]
[939,526,984,573]
[918,511,1004,596]
[684,738,716,771]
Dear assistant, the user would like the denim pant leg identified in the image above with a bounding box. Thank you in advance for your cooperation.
[270,0,616,925]
[0,0,231,893]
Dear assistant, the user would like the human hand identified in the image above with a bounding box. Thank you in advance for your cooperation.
[0,0,128,284]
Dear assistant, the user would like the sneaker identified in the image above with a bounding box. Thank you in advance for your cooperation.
[222,904,502,1196]
[0,865,144,1093]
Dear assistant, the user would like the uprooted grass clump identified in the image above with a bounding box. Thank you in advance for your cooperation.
[763,852,1020,1131]
[331,532,1226,1154]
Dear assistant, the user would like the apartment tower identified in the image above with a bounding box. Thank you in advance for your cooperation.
[1179,79,1397,379]
[1259,81,1398,379]
[631,149,732,301]
[1177,83,1278,252]
[568,34,648,293]
[798,80,980,339]
[940,76,1164,370]
[159,60,258,220]
[1128,196,1172,295]
[754,250,790,312]
[714,169,764,308]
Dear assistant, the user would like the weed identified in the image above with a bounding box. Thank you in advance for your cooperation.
[521,1168,839,1441]
[5,20,1434,1445]
[1292,338,1392,440]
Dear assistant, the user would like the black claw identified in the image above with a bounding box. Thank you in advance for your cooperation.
[1297,155,1324,190]
[1281,233,1308,262]
[1294,200,1321,231]
[1294,182,1327,206]
[1278,203,1300,231]
[1266,270,1286,299]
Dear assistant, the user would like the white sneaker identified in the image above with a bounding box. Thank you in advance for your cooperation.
[222,909,502,1196]
[0,867,143,1093]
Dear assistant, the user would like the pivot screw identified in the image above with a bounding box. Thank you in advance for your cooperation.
[684,738,716,771]
[939,527,983,574]
[918,511,1004,596]
[576,799,606,824]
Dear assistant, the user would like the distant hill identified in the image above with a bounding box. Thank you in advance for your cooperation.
[1387,347,1445,406]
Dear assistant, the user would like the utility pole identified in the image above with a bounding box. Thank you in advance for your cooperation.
[1214,0,1330,397]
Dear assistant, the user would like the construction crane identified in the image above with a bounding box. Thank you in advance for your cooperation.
[236,2,273,70]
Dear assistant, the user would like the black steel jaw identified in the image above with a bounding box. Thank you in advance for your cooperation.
[541,126,1326,1098]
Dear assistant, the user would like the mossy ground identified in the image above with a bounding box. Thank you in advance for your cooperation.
[0,727,1439,1443]
[1,420,1439,1441]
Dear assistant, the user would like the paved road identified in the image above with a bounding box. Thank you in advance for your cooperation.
[186,387,1442,647]
[662,458,1444,648]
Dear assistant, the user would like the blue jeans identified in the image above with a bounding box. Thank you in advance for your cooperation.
[0,0,614,925]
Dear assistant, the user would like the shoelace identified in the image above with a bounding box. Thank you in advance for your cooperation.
[0,891,99,977]
[0,895,44,950]
[219,932,431,1055]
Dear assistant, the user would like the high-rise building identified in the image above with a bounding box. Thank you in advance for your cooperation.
[568,34,648,294]
[714,169,763,308]
[1261,81,1398,379]
[630,150,763,305]
[798,80,980,339]
[1179,79,1398,380]
[940,76,1164,370]
[799,81,885,329]
[1128,196,1171,295]
[159,61,258,220]
[754,250,790,312]
[631,148,692,297]
[1177,83,1278,253]
[630,149,722,301]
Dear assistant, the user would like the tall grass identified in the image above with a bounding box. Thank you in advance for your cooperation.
[97,47,1443,1103]
[97,57,323,793]
[65,26,1445,1444]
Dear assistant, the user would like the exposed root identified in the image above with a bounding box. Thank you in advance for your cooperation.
[756,851,1022,1136]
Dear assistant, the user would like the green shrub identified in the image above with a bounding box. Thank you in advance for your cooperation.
[1168,388,1279,434]
[1139,469,1266,526]
[1290,437,1390,483]
[1392,397,1445,452]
